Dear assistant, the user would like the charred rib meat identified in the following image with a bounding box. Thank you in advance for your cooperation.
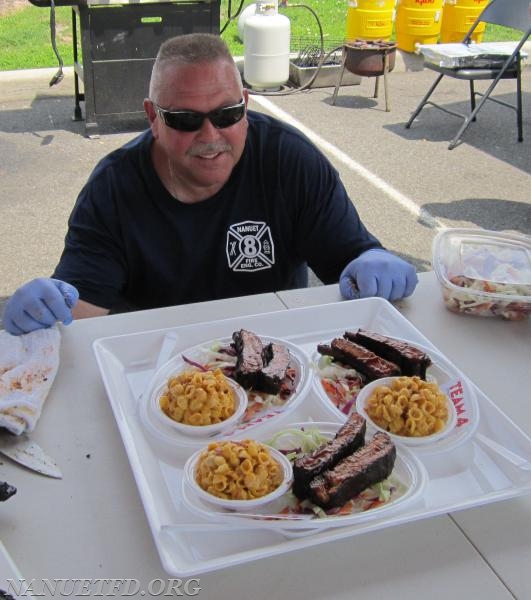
[308,431,396,510]
[261,342,291,394]
[317,338,400,381]
[232,329,266,390]
[292,412,366,499]
[344,329,432,379]
[232,330,291,394]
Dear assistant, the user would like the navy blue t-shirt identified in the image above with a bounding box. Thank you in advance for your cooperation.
[53,111,381,311]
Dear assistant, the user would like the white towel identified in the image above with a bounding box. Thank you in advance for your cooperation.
[0,328,61,435]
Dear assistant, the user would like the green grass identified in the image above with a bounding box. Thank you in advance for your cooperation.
[0,2,522,71]
[0,5,74,70]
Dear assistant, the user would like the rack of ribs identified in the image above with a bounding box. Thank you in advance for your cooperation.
[308,431,396,510]
[317,338,401,381]
[292,412,366,499]
[343,329,432,379]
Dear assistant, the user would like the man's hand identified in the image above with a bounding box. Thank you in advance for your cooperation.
[2,278,79,335]
[339,249,418,301]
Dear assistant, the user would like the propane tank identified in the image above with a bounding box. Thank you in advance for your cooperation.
[243,0,291,91]
[237,3,257,42]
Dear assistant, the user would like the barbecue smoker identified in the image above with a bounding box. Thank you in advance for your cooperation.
[30,0,220,136]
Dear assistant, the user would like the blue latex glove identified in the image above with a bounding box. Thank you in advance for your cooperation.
[2,278,79,335]
[339,249,418,302]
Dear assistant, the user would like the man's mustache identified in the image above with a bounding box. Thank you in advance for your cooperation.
[188,142,232,157]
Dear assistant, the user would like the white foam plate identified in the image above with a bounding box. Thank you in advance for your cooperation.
[312,338,480,455]
[179,421,427,533]
[139,334,312,454]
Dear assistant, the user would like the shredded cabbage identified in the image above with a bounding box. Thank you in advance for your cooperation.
[266,427,328,454]
[375,481,392,502]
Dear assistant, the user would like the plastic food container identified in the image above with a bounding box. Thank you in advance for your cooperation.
[432,228,531,320]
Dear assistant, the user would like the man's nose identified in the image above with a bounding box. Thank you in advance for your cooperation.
[197,116,222,139]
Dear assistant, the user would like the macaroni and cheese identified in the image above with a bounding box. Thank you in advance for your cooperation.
[195,440,283,500]
[159,368,235,426]
[365,376,449,438]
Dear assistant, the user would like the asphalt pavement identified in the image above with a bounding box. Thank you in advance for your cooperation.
[1,50,530,327]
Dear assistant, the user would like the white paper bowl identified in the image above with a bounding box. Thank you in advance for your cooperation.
[150,371,248,438]
[183,443,293,510]
[356,376,457,447]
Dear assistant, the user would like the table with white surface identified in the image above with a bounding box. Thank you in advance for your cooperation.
[1,273,530,600]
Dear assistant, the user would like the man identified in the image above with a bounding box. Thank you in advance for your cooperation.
[2,34,417,336]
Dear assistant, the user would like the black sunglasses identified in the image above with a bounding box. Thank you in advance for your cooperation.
[153,99,246,132]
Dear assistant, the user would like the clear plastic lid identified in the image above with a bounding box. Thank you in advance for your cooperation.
[433,228,531,298]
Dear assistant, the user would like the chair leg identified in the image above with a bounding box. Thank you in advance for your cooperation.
[405,73,445,128]
[374,76,379,99]
[448,66,522,149]
[469,80,477,121]
[517,67,523,142]
[449,104,482,150]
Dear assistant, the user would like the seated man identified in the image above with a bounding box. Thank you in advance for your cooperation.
[2,33,417,335]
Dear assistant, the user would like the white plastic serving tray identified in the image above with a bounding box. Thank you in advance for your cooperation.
[93,299,531,577]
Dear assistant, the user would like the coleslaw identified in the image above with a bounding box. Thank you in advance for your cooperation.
[445,274,531,320]
[314,354,365,415]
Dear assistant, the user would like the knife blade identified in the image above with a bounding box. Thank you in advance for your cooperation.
[0,433,62,478]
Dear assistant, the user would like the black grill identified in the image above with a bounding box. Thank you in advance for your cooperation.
[30,0,221,137]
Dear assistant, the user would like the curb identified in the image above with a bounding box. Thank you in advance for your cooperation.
[0,41,529,83]
[0,66,75,82]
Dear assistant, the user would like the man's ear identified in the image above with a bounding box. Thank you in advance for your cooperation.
[144,98,161,138]
[144,98,157,128]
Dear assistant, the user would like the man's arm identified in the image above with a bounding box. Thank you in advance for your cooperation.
[72,299,110,319]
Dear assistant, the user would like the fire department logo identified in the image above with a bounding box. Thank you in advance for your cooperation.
[226,220,275,272]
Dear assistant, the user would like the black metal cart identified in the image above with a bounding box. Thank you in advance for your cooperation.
[30,0,221,136]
